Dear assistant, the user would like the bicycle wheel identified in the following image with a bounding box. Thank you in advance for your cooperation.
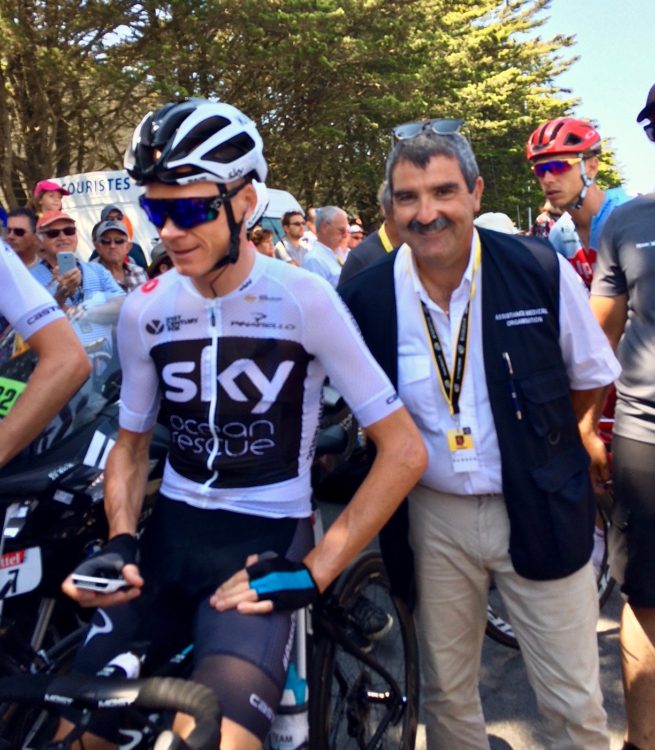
[310,552,418,750]
[485,511,616,650]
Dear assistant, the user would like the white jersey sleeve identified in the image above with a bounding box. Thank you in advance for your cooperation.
[0,241,64,339]
[116,283,162,433]
[557,254,621,389]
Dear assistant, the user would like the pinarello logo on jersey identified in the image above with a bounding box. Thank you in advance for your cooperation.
[146,319,165,335]
[141,279,159,293]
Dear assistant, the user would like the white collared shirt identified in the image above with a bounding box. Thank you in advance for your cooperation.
[301,240,342,288]
[394,231,621,495]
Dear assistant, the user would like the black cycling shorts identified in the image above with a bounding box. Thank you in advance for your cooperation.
[69,495,313,742]
[611,434,655,608]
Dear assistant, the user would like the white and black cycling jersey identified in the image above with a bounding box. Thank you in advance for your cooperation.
[0,240,64,340]
[118,253,401,518]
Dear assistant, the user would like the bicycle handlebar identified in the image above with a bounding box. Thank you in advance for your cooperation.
[0,674,220,750]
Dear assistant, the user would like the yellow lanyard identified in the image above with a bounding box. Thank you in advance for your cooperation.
[379,223,394,253]
[415,235,481,416]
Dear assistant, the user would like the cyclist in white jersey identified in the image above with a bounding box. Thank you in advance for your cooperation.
[61,99,426,750]
[0,240,90,467]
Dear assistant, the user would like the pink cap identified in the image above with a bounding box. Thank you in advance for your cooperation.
[33,179,71,198]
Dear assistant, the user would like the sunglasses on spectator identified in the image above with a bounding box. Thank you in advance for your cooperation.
[6,227,27,237]
[139,185,244,230]
[644,122,655,143]
[393,118,464,141]
[288,221,306,226]
[532,157,582,178]
[99,237,127,245]
[42,226,77,239]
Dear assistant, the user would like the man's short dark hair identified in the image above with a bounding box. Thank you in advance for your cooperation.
[282,210,304,227]
[7,207,37,233]
[385,132,480,194]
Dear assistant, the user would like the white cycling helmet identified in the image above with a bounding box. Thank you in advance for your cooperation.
[125,98,267,186]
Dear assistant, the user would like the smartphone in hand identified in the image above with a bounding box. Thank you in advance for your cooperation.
[56,251,77,274]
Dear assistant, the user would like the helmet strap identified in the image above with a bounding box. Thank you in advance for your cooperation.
[570,157,594,210]
[210,184,245,272]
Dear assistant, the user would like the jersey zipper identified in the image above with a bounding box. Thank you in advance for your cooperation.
[203,301,220,491]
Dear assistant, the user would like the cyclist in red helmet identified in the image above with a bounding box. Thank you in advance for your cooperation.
[527,117,630,288]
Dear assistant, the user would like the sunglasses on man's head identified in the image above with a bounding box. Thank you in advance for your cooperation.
[99,237,127,246]
[532,157,582,179]
[6,227,27,237]
[42,226,77,239]
[393,118,464,141]
[139,184,245,230]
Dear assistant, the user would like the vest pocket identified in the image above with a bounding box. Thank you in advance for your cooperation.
[529,444,593,571]
[519,368,573,439]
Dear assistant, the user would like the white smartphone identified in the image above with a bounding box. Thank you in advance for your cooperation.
[56,251,77,274]
[71,574,129,593]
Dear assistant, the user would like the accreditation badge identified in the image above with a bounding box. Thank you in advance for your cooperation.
[446,426,479,473]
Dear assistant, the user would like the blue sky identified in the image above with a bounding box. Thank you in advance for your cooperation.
[536,0,655,194]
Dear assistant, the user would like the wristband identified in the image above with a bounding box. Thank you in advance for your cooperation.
[247,554,319,612]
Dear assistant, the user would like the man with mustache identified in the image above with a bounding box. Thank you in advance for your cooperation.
[339,121,620,749]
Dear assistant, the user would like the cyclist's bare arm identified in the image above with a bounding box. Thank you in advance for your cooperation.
[0,318,90,468]
[571,386,611,492]
[213,405,427,613]
[62,427,152,607]
[590,293,628,351]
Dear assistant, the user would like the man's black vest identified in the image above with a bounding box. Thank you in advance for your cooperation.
[339,228,595,605]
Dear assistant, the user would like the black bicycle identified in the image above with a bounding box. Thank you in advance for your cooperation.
[0,673,220,750]
[0,550,418,750]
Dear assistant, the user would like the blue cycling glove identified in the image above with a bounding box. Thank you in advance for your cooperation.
[246,554,319,611]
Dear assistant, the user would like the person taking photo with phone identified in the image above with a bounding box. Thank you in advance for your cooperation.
[30,210,125,349]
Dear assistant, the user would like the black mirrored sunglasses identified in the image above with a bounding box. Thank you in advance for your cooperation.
[393,118,464,141]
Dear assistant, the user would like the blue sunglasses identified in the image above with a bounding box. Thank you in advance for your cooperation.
[139,184,244,230]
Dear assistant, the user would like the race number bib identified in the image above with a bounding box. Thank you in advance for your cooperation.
[0,376,27,417]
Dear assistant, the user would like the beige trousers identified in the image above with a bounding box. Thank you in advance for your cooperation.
[408,485,610,750]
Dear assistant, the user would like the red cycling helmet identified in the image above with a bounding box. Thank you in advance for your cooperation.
[526,117,601,161]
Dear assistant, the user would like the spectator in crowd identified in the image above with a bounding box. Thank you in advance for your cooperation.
[530,199,561,239]
[94,203,148,269]
[303,206,318,246]
[348,224,365,250]
[31,210,124,350]
[5,207,40,267]
[92,220,147,293]
[301,206,348,288]
[527,117,630,288]
[274,210,309,265]
[339,181,401,286]
[250,226,276,257]
[32,179,70,215]
[147,241,172,278]
[340,123,619,750]
[590,82,655,750]
[473,211,518,234]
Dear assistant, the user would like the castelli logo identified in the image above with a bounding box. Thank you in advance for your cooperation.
[141,279,159,293]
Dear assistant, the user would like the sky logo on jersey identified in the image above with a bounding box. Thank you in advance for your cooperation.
[152,337,312,488]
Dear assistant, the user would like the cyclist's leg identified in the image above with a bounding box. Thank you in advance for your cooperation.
[408,485,490,750]
[180,517,313,750]
[612,434,655,749]
[494,561,609,749]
